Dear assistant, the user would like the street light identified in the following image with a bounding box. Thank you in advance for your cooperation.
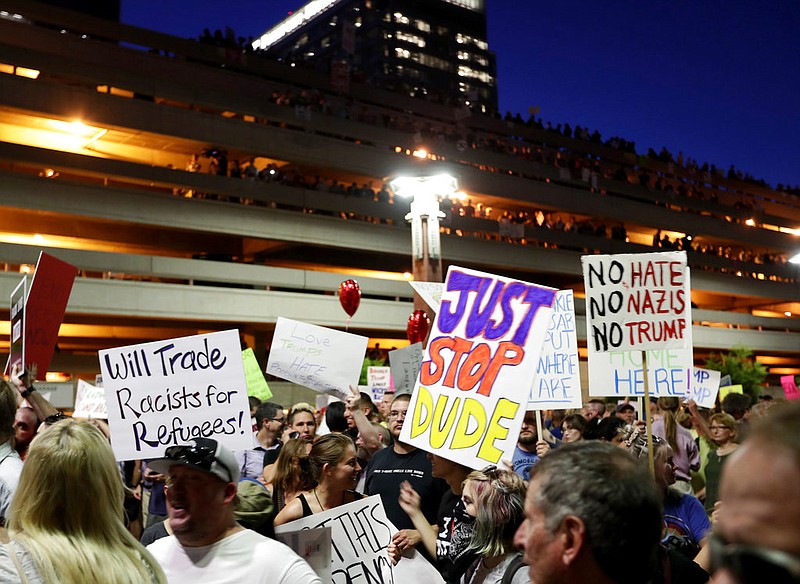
[390,173,457,309]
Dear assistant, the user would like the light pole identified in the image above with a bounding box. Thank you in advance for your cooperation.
[390,173,457,311]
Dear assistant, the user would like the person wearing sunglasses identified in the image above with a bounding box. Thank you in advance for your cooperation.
[146,437,321,583]
[709,401,800,584]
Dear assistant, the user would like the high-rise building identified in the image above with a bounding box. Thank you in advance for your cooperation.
[254,0,498,111]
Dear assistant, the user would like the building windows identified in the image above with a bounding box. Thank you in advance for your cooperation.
[396,31,426,47]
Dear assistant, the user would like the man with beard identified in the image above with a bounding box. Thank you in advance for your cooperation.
[512,410,550,480]
[364,393,447,561]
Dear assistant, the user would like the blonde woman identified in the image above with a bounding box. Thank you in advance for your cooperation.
[653,397,700,493]
[701,412,739,515]
[0,419,166,583]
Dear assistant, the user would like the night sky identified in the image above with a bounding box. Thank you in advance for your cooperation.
[121,1,800,190]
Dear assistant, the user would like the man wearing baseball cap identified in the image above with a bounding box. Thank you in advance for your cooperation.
[146,437,321,584]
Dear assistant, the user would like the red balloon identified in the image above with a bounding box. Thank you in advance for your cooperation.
[338,279,361,317]
[407,310,431,344]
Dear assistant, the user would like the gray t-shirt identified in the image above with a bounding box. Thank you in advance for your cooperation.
[0,541,45,584]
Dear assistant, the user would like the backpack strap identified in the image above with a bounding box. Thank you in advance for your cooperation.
[501,552,527,584]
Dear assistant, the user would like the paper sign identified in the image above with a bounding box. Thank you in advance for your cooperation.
[781,375,800,400]
[409,281,444,312]
[24,252,78,380]
[581,251,689,352]
[275,495,395,584]
[98,329,252,461]
[689,368,721,409]
[719,384,743,401]
[367,366,392,401]
[400,266,556,469]
[588,346,693,397]
[388,343,423,394]
[529,290,582,409]
[275,526,332,584]
[242,348,272,401]
[73,379,108,419]
[5,277,26,375]
[267,318,368,401]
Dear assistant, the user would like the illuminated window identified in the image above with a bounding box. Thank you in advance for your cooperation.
[396,31,426,47]
[395,47,410,59]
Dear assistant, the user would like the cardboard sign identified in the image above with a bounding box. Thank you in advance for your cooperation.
[24,252,78,380]
[409,281,444,312]
[781,375,800,401]
[400,266,556,469]
[719,384,743,401]
[98,329,252,461]
[529,290,582,409]
[242,348,272,401]
[388,343,423,395]
[689,368,721,409]
[367,366,392,401]
[275,495,395,584]
[73,379,108,419]
[588,346,693,397]
[267,318,368,401]
[5,277,26,375]
[581,251,689,352]
[275,526,332,584]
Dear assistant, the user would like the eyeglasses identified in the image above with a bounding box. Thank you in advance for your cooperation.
[164,438,219,475]
[43,412,67,425]
[271,417,286,425]
[709,533,800,583]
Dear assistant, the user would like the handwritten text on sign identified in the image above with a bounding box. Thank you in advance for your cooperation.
[388,343,423,394]
[581,251,689,352]
[267,318,368,401]
[689,368,721,409]
[400,266,556,469]
[529,290,582,409]
[588,347,693,397]
[99,329,251,461]
[275,495,395,584]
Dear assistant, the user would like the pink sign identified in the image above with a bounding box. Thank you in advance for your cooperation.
[780,375,800,401]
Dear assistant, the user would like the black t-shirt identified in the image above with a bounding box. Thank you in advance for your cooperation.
[364,446,447,531]
[436,491,478,584]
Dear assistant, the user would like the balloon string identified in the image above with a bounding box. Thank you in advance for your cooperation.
[345,316,351,331]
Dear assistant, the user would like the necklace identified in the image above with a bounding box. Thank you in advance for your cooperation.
[313,488,325,511]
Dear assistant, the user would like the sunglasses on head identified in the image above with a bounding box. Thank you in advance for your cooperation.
[164,438,218,473]
[710,533,800,584]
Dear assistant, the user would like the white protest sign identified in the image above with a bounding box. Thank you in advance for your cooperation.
[587,346,693,397]
[689,367,721,409]
[529,290,582,410]
[409,281,444,312]
[388,343,423,394]
[73,379,108,419]
[275,526,332,584]
[581,251,690,352]
[367,366,392,402]
[99,329,251,461]
[400,266,556,469]
[275,495,395,584]
[267,317,368,401]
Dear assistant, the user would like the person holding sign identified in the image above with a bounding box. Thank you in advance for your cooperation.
[0,419,167,584]
[273,433,363,525]
[146,437,320,584]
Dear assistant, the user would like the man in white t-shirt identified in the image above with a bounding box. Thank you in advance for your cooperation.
[146,437,321,584]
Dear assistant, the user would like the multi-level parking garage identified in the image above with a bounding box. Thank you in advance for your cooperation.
[0,1,798,389]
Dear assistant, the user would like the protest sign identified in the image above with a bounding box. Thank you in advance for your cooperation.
[25,252,78,380]
[242,347,272,401]
[388,343,423,394]
[719,384,743,401]
[73,379,108,419]
[275,526,332,584]
[781,375,800,400]
[689,368,721,409]
[581,251,689,352]
[367,366,392,402]
[588,346,693,397]
[267,318,368,401]
[400,266,556,469]
[98,329,252,461]
[409,281,444,312]
[5,277,26,375]
[275,495,395,584]
[529,290,582,410]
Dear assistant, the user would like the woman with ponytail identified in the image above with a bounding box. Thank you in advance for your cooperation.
[653,397,700,494]
[273,433,362,525]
